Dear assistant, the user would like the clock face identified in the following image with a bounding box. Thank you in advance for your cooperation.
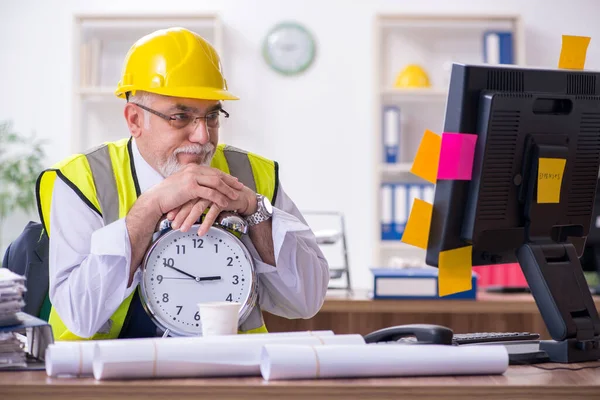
[263,22,316,75]
[140,226,255,336]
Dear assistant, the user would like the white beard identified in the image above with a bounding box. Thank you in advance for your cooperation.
[158,143,216,177]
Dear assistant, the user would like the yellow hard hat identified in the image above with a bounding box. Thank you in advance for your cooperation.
[394,64,431,88]
[115,27,239,101]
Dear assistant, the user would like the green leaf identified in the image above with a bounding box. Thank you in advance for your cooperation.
[0,120,47,218]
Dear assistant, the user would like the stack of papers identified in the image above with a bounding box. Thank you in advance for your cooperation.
[0,269,27,369]
[0,269,26,327]
[0,331,26,369]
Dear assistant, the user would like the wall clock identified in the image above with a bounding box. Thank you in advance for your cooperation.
[263,22,316,75]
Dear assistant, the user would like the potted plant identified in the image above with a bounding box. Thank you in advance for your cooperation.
[0,121,45,256]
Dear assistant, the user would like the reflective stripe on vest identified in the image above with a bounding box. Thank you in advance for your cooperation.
[36,138,278,340]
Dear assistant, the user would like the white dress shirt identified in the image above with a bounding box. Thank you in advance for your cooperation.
[48,139,329,338]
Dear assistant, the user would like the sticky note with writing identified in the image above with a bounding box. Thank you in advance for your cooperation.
[438,246,473,297]
[401,198,433,249]
[537,158,566,204]
[410,129,441,184]
[558,35,591,70]
[437,133,478,180]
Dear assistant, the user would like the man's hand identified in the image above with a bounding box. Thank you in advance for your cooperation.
[147,164,244,216]
[125,164,245,284]
[167,183,257,236]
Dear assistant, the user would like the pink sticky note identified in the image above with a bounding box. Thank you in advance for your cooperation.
[437,133,478,180]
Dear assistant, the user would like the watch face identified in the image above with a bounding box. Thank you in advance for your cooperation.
[140,226,256,336]
[263,22,316,75]
[263,196,273,215]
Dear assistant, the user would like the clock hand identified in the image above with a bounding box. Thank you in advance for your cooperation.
[164,265,222,283]
[197,276,222,282]
[165,265,198,280]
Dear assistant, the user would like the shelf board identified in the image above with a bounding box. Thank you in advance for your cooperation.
[379,241,415,250]
[378,14,518,31]
[380,163,413,174]
[381,88,448,102]
[77,87,116,96]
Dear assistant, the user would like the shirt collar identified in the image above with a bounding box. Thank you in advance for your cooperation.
[131,138,165,194]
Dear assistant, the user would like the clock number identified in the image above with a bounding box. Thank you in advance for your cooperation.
[193,239,204,248]
[214,244,218,253]
[163,258,174,268]
[176,245,186,255]
[156,275,163,284]
[232,275,239,285]
[226,293,233,302]
[194,311,201,321]
[176,305,182,315]
[227,257,233,267]
[162,293,169,302]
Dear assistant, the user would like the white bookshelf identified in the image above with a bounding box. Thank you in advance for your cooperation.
[72,14,223,153]
[373,14,525,267]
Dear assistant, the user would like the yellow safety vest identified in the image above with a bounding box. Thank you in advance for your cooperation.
[36,138,278,340]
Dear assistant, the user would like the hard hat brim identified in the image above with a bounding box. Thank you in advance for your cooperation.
[115,86,240,101]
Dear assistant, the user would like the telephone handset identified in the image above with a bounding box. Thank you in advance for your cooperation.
[363,324,454,345]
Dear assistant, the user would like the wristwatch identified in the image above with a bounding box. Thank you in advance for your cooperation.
[245,194,273,227]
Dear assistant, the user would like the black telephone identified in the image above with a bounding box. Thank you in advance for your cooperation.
[363,324,454,345]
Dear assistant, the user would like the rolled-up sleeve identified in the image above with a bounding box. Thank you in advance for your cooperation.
[241,184,329,319]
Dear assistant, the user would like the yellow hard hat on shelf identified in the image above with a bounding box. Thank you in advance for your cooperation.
[115,27,239,101]
[394,64,431,88]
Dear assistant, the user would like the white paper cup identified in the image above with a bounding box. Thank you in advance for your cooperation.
[198,301,241,336]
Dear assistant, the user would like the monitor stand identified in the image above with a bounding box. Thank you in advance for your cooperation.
[517,143,600,363]
[517,243,600,363]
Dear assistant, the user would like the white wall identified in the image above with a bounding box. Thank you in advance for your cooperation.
[1,0,599,289]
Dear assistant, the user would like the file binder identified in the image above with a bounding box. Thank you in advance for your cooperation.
[380,183,436,241]
[371,267,477,299]
[422,184,435,204]
[483,31,514,65]
[382,106,400,163]
[393,184,407,239]
[407,185,422,214]
[381,184,394,240]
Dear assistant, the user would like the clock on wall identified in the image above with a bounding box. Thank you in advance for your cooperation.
[263,22,316,75]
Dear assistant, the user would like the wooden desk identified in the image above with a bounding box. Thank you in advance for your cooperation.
[2,364,599,400]
[264,291,600,339]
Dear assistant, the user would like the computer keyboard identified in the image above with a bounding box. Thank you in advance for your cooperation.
[371,331,540,345]
[452,332,540,345]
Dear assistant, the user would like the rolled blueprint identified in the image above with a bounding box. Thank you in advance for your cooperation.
[46,330,334,377]
[260,344,509,380]
[45,342,95,377]
[93,333,364,380]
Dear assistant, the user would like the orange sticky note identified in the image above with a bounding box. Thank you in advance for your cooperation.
[537,158,566,204]
[410,129,441,184]
[438,246,473,297]
[558,35,591,70]
[401,198,433,249]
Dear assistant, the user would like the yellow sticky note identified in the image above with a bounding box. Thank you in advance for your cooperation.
[410,129,441,184]
[401,198,433,249]
[438,246,472,297]
[558,35,591,70]
[537,158,566,204]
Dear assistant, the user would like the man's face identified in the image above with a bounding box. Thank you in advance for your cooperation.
[132,94,223,177]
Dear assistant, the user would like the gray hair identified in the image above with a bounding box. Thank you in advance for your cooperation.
[128,91,153,129]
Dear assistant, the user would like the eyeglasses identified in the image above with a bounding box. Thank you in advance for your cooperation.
[131,103,229,130]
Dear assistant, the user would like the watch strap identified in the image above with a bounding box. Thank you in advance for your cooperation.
[245,194,272,227]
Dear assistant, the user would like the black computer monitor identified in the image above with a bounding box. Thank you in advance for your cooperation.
[426,63,600,363]
[580,179,600,294]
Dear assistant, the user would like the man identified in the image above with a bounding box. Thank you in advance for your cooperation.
[36,27,329,340]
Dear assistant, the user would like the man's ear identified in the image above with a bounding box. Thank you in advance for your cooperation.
[124,103,143,138]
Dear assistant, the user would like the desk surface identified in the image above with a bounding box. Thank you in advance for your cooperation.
[2,364,600,400]
[321,290,600,314]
